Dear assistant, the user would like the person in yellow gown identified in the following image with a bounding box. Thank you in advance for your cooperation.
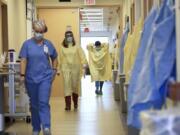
[87,41,112,95]
[59,30,87,111]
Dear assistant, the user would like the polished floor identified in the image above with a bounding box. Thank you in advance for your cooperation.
[5,76,126,135]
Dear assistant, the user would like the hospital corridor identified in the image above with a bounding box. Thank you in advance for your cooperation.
[5,76,126,135]
[0,0,180,135]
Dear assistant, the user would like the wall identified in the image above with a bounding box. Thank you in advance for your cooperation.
[36,0,122,8]
[122,0,131,31]
[7,0,26,55]
[0,1,2,54]
[26,1,37,39]
[135,0,141,23]
[38,8,80,97]
[1,4,8,53]
[121,0,152,32]
[176,0,180,81]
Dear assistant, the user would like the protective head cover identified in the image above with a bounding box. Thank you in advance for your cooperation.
[95,41,101,51]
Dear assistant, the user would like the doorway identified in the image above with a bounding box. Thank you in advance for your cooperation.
[79,7,120,97]
[81,36,109,97]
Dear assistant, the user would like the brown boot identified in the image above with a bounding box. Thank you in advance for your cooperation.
[65,96,71,111]
[72,93,78,110]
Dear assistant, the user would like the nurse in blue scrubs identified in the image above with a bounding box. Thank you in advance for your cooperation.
[19,20,58,135]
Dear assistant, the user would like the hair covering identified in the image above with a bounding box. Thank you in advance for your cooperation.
[95,41,101,46]
[33,19,47,33]
[66,25,72,32]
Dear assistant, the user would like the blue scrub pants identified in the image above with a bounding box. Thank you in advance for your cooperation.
[95,81,104,91]
[25,80,52,132]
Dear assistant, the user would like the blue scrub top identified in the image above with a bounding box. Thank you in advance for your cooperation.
[19,38,58,83]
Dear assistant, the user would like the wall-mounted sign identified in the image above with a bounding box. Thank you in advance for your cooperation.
[84,0,95,5]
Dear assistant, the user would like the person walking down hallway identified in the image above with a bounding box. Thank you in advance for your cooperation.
[58,30,87,111]
[87,41,112,95]
[95,81,104,95]
[19,20,58,135]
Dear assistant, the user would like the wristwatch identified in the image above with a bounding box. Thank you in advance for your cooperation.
[20,74,25,77]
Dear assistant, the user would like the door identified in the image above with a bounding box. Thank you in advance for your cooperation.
[38,8,80,97]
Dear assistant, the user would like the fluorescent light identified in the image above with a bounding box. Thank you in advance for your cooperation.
[81,13,103,16]
[81,21,103,23]
[80,8,103,12]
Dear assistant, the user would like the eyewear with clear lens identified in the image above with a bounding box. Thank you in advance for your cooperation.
[66,33,73,37]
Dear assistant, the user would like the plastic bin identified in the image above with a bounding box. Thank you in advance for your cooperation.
[119,74,127,113]
[112,70,120,101]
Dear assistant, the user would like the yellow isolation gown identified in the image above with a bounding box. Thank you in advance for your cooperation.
[59,45,87,96]
[123,18,144,83]
[87,43,112,82]
[123,33,134,81]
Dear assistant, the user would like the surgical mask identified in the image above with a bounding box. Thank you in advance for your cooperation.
[34,32,44,40]
[95,46,101,51]
[66,37,73,43]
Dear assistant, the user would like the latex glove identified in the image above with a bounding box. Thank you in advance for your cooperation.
[83,64,87,69]
[82,64,88,78]
[52,69,57,81]
[83,68,86,78]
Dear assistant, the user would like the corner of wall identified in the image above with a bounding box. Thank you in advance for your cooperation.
[0,1,2,54]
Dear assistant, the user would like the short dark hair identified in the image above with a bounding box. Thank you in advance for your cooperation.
[95,41,101,47]
[62,31,76,48]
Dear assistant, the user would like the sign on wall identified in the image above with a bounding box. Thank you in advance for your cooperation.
[84,0,95,5]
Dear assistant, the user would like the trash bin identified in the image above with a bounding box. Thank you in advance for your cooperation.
[0,74,5,133]
[122,82,128,113]
[112,70,120,101]
[119,74,127,113]
[128,126,140,135]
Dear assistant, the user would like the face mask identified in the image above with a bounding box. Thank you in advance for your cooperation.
[34,32,44,40]
[95,46,101,51]
[66,37,73,43]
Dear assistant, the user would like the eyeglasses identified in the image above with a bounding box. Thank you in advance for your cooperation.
[66,33,73,37]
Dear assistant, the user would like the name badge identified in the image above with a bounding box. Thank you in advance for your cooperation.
[44,45,49,54]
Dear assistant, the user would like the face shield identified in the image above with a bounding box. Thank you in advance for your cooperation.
[65,32,74,43]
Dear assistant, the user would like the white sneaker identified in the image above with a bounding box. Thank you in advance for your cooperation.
[32,131,39,135]
[43,128,51,135]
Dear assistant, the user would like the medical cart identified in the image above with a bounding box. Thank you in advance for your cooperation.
[3,63,31,123]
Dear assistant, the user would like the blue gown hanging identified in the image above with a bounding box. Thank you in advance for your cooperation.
[119,23,130,73]
[127,0,176,129]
